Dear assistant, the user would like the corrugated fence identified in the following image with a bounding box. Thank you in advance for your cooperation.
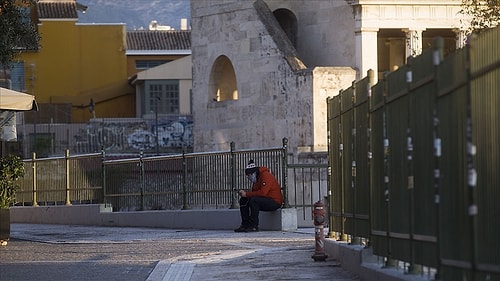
[327,28,500,280]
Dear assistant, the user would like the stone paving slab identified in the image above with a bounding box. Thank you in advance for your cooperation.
[0,224,360,281]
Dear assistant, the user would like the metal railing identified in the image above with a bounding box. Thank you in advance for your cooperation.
[16,151,103,206]
[287,163,329,221]
[15,138,329,216]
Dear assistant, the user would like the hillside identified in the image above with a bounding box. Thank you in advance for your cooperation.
[77,0,191,30]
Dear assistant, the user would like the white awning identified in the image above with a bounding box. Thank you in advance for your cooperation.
[0,87,38,111]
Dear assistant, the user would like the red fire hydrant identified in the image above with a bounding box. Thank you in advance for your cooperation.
[311,200,328,261]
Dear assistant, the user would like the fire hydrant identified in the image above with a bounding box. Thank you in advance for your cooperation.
[311,200,328,261]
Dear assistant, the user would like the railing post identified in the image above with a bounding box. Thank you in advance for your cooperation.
[282,137,290,208]
[366,69,375,247]
[382,72,396,267]
[406,56,422,275]
[182,148,190,210]
[351,81,361,245]
[432,37,444,281]
[31,152,38,207]
[338,91,348,242]
[230,141,238,209]
[101,148,106,205]
[65,149,71,205]
[139,151,144,211]
[465,39,478,279]
[327,96,334,238]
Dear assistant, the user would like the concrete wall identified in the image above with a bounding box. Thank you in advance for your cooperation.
[10,204,298,231]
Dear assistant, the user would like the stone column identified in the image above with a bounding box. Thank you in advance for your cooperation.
[355,27,379,81]
[454,28,467,49]
[403,29,424,59]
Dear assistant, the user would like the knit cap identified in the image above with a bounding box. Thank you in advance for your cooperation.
[245,159,258,175]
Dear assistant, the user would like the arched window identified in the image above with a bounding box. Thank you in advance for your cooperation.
[209,55,238,102]
[273,8,298,48]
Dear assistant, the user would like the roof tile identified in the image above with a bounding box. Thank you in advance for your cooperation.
[126,30,191,51]
[37,0,79,19]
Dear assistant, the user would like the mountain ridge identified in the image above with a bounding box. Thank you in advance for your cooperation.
[77,0,191,30]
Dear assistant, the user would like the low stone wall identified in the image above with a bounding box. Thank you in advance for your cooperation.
[324,239,430,281]
[10,204,298,231]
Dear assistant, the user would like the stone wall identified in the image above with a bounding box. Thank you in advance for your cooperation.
[191,0,356,157]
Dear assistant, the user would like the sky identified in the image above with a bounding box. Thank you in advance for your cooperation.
[77,0,191,30]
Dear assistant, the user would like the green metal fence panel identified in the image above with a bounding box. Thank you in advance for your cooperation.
[469,27,500,279]
[17,152,102,206]
[16,158,35,205]
[325,27,500,279]
[328,95,344,238]
[407,46,439,268]
[103,157,143,211]
[369,78,389,257]
[33,158,67,205]
[288,163,329,221]
[143,155,185,210]
[67,153,103,205]
[341,85,355,241]
[436,45,472,280]
[385,64,412,263]
[186,152,234,209]
[352,73,373,242]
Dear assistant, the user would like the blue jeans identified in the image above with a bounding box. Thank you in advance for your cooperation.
[239,196,280,227]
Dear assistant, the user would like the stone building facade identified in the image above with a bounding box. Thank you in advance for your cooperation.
[190,0,467,157]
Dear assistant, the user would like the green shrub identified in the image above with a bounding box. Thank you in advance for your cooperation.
[0,155,25,209]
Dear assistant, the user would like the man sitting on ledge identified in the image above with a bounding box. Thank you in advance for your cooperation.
[234,159,283,232]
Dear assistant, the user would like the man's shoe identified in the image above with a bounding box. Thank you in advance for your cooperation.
[234,225,248,232]
[245,225,259,232]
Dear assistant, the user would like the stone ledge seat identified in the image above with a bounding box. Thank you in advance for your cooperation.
[10,204,298,231]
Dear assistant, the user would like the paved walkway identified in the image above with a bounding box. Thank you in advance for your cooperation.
[0,224,360,281]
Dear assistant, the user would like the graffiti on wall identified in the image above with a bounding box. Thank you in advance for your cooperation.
[74,116,193,154]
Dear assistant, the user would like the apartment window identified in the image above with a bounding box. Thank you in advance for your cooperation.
[135,60,171,70]
[10,62,26,91]
[0,62,25,91]
[144,80,179,114]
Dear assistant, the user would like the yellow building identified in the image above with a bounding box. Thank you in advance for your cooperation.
[17,1,192,124]
[18,0,134,123]
[7,0,193,157]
